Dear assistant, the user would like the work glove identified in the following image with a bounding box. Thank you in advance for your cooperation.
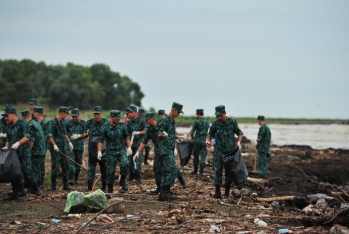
[127,147,133,156]
[54,145,59,152]
[0,133,7,138]
[2,146,8,150]
[11,142,20,150]
[174,148,178,156]
[132,131,140,135]
[161,131,168,137]
[133,151,139,162]
[206,140,213,149]
[237,141,241,150]
[71,134,80,140]
[97,151,102,160]
[69,142,74,150]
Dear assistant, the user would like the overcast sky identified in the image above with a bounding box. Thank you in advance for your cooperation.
[1,1,348,118]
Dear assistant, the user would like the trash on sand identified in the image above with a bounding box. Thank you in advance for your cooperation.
[254,218,267,227]
[68,214,81,218]
[50,218,61,224]
[209,224,221,232]
[97,214,113,223]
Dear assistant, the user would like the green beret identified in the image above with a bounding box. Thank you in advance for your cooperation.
[34,106,44,113]
[144,112,154,120]
[110,110,121,119]
[71,108,80,117]
[21,109,30,117]
[4,106,16,115]
[128,106,137,112]
[93,106,102,113]
[138,108,145,114]
[257,115,265,120]
[158,109,165,115]
[29,98,38,105]
[196,109,204,114]
[58,106,69,113]
[214,105,225,115]
[172,102,184,114]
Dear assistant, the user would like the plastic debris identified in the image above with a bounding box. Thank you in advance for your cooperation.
[209,224,221,232]
[97,214,113,223]
[254,218,267,227]
[50,218,61,224]
[279,228,289,233]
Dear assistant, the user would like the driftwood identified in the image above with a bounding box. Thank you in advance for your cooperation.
[257,196,295,203]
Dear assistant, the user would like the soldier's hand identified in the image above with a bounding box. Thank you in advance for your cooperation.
[237,142,241,150]
[71,134,80,140]
[127,147,133,156]
[54,145,59,152]
[0,133,7,138]
[133,151,139,162]
[174,148,178,156]
[69,142,74,150]
[132,131,140,135]
[97,151,102,160]
[11,142,20,150]
[2,146,9,150]
[161,131,168,137]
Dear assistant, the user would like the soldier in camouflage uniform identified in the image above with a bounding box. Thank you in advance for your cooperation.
[0,105,13,148]
[126,106,147,184]
[33,106,47,188]
[85,106,108,191]
[156,102,184,201]
[190,109,210,175]
[2,107,32,200]
[22,109,44,196]
[97,110,131,193]
[206,105,243,199]
[256,115,271,179]
[138,108,151,165]
[29,98,38,119]
[47,106,74,191]
[66,108,87,185]
[158,109,166,118]
[64,106,75,181]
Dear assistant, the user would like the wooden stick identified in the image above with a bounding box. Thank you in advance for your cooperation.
[92,175,101,191]
[257,196,295,203]
[29,195,64,212]
[58,151,88,171]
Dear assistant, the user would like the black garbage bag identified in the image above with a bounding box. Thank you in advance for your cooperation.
[88,131,106,164]
[222,148,248,190]
[0,149,23,183]
[177,140,194,167]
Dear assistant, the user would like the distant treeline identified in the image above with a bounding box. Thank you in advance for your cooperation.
[0,59,144,110]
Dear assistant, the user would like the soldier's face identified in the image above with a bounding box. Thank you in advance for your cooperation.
[61,112,68,119]
[111,116,119,125]
[127,111,136,120]
[7,113,16,123]
[217,112,226,122]
[72,116,79,122]
[94,113,102,122]
[172,109,180,118]
[29,104,36,112]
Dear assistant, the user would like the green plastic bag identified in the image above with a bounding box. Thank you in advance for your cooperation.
[82,189,108,210]
[64,191,85,213]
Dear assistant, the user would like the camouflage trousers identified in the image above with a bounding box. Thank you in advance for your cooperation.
[31,155,45,184]
[153,152,161,184]
[128,146,143,175]
[212,150,233,187]
[19,156,36,184]
[50,151,69,181]
[69,150,83,176]
[143,142,151,156]
[39,154,46,183]
[192,142,207,168]
[106,150,129,185]
[158,154,177,187]
[257,152,268,178]
[88,159,106,184]
[67,149,75,175]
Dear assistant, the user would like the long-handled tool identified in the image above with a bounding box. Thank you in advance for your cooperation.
[58,151,88,171]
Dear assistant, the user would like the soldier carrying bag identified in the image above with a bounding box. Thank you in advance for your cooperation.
[0,149,23,183]
[222,147,248,190]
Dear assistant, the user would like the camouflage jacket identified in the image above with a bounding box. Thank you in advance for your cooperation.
[27,119,46,156]
[47,117,68,152]
[190,118,210,143]
[65,119,87,150]
[6,119,31,158]
[86,118,108,134]
[98,122,130,151]
[126,117,147,148]
[207,117,243,154]
[257,124,271,153]
[142,123,159,155]
[156,116,176,156]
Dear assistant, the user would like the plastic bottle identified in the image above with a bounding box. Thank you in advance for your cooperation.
[278,228,289,233]
[82,222,90,227]
[68,214,81,218]
[254,218,267,227]
[50,218,61,224]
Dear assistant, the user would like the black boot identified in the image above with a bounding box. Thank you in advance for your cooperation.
[68,173,74,185]
[63,178,72,191]
[159,186,177,201]
[199,167,204,175]
[86,181,92,191]
[74,175,79,184]
[144,149,149,165]
[3,185,19,201]
[18,183,26,197]
[47,180,56,191]
[119,175,128,191]
[135,174,141,184]
[150,181,160,194]
[34,183,42,196]
[224,184,231,198]
[107,184,113,193]
[101,182,107,193]
[178,176,188,189]
[212,185,221,199]
[190,167,198,175]
[127,173,134,184]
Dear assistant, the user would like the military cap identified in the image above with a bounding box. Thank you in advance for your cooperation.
[34,106,44,113]
[172,102,184,114]
[128,105,137,112]
[4,106,16,114]
[93,106,102,114]
[214,105,225,115]
[138,107,145,114]
[29,98,38,105]
[21,109,30,117]
[2,105,13,111]
[58,106,69,113]
[110,110,121,119]
[71,108,80,117]
[196,109,204,115]
[158,109,165,115]
[68,106,75,110]
[257,115,265,120]
[144,112,155,120]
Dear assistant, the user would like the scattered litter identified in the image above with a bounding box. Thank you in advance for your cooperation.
[97,214,113,223]
[254,218,267,227]
[209,224,221,232]
[68,214,81,218]
[50,218,61,224]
